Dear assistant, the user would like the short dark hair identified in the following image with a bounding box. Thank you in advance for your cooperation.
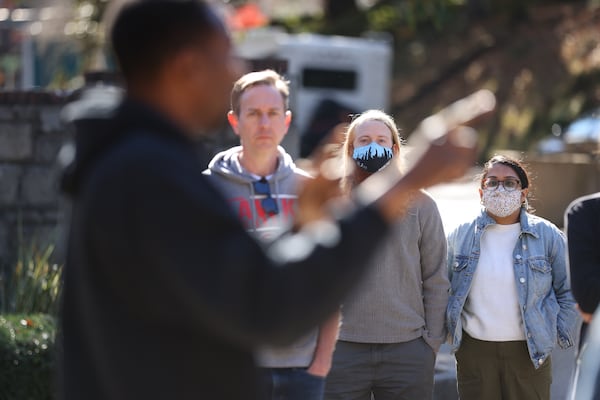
[110,0,226,83]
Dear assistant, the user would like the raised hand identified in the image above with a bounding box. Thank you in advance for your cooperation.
[360,90,495,221]
[297,90,495,225]
[403,89,495,188]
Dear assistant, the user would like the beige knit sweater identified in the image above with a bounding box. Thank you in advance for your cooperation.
[339,190,450,352]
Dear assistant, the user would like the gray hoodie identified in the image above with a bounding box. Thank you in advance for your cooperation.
[203,146,318,368]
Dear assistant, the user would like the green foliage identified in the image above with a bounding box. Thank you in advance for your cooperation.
[0,314,58,400]
[0,242,63,316]
[0,239,61,398]
[277,0,457,36]
[367,5,403,31]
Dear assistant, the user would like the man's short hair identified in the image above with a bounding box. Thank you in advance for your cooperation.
[110,0,226,83]
[231,70,290,115]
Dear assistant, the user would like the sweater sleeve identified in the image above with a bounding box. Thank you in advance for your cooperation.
[418,194,450,352]
[89,160,389,350]
[566,196,600,314]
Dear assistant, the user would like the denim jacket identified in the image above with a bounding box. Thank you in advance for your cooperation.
[446,208,577,369]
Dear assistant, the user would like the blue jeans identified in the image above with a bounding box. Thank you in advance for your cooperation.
[260,367,325,400]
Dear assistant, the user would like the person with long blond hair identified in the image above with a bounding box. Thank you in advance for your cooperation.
[325,110,449,400]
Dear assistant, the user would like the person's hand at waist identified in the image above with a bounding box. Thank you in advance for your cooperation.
[577,304,594,324]
[307,357,332,378]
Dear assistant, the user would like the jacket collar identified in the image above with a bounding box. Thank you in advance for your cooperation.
[115,98,195,146]
[476,207,539,239]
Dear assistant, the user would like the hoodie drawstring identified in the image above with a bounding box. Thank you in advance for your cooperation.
[249,180,259,231]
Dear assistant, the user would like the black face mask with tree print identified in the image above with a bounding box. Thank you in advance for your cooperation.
[352,142,393,173]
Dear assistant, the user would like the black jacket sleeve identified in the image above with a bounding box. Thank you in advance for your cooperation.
[566,195,600,314]
[87,147,388,349]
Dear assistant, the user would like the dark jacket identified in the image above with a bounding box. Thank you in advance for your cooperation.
[566,193,600,315]
[59,98,388,400]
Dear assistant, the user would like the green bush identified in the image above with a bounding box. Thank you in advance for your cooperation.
[0,314,57,400]
[0,243,63,316]
[0,240,62,400]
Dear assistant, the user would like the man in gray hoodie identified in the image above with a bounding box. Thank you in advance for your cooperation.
[204,69,339,400]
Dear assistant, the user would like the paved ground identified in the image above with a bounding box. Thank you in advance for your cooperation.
[427,178,580,400]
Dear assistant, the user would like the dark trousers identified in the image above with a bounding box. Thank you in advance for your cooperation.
[456,332,552,400]
[324,338,436,400]
[259,367,325,400]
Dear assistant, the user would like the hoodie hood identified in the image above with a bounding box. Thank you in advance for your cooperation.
[207,145,301,183]
[61,96,194,196]
[204,146,310,240]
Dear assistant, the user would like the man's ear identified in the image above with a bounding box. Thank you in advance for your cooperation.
[227,111,240,135]
[283,111,292,133]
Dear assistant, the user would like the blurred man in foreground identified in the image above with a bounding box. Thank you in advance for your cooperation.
[59,1,480,399]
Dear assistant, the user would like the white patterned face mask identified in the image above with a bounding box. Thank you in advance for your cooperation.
[482,186,523,218]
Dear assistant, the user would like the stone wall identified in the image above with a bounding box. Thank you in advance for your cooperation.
[0,89,241,269]
[0,93,73,268]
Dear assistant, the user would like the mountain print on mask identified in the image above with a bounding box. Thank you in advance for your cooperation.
[352,142,394,173]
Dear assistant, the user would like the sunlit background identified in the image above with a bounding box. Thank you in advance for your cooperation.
[1,0,599,246]
[1,3,599,399]
[1,0,600,153]
[1,0,599,233]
